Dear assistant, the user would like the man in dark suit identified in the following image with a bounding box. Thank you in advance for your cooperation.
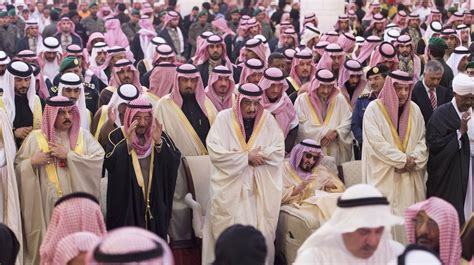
[158,11,185,61]
[16,20,40,53]
[411,60,452,125]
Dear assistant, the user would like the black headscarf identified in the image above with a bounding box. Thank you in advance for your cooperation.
[0,223,19,265]
[213,224,267,265]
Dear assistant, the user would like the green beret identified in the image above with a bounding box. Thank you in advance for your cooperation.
[428,37,448,50]
[366,64,389,79]
[88,1,97,9]
[253,8,262,16]
[447,6,457,13]
[60,56,80,73]
[159,10,167,17]
[198,10,208,17]
[230,8,240,14]
[7,9,15,16]
[131,9,140,16]
[0,11,8,18]
[466,61,474,70]
[52,8,61,14]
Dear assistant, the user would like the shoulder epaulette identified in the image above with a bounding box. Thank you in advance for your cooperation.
[358,93,370,99]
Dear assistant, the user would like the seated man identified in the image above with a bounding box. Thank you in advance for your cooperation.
[282,139,344,205]
[295,184,404,264]
[404,197,462,265]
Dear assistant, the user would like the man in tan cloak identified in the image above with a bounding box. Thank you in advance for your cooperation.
[202,83,284,265]
[15,96,104,264]
[362,70,428,244]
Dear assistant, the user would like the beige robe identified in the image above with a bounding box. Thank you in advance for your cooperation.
[281,161,345,205]
[295,92,353,165]
[0,109,22,265]
[202,109,285,265]
[15,128,105,265]
[362,100,428,243]
[154,94,217,242]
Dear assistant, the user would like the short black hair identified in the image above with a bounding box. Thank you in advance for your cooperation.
[192,6,199,11]
[268,52,285,66]
[117,3,126,12]
[68,2,77,11]
[202,2,211,10]
[428,46,446,58]
[50,9,60,21]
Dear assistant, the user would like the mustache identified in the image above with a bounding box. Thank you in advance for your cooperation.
[63,119,71,124]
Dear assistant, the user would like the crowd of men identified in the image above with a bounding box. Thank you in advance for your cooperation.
[0,0,474,264]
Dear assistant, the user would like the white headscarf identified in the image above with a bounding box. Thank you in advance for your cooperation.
[57,73,89,130]
[106,84,139,127]
[38,37,63,81]
[89,42,108,68]
[446,46,470,76]
[2,61,37,125]
[144,36,166,65]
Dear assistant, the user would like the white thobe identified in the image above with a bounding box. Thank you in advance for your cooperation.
[362,100,428,243]
[294,92,353,165]
[202,109,285,265]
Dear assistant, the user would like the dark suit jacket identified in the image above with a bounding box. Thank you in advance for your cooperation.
[411,80,452,125]
[158,28,182,55]
[53,33,83,48]
[16,37,30,53]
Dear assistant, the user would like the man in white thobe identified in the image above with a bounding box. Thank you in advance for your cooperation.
[203,83,285,265]
[362,70,428,244]
[294,184,405,264]
[295,68,353,165]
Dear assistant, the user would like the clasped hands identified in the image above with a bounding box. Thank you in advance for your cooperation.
[394,155,417,174]
[31,142,68,167]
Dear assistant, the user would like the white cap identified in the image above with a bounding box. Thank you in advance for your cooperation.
[453,73,474,96]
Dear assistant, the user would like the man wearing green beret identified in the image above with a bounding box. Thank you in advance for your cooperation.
[80,1,105,36]
[427,37,454,89]
[466,61,474,77]
[188,10,212,57]
[8,8,25,36]
[227,8,241,33]
[255,7,273,41]
[0,10,19,58]
[121,9,141,43]
[49,55,101,115]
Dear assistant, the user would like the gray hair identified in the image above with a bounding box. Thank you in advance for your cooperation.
[424,60,445,75]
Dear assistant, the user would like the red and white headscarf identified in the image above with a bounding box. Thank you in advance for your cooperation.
[238,58,264,84]
[246,18,262,36]
[97,5,113,20]
[338,59,367,108]
[138,15,157,55]
[337,32,356,53]
[193,31,213,63]
[39,192,106,265]
[124,97,154,157]
[41,96,81,148]
[195,34,233,69]
[259,67,297,137]
[289,139,323,179]
[239,38,267,65]
[109,59,142,92]
[334,14,350,32]
[86,227,174,265]
[149,63,177,97]
[234,83,264,140]
[369,41,399,70]
[355,35,382,64]
[319,31,339,44]
[308,69,339,123]
[52,232,100,265]
[366,13,387,33]
[303,12,319,28]
[277,21,294,45]
[446,11,465,27]
[289,49,317,87]
[104,18,129,49]
[425,9,442,25]
[362,2,381,22]
[313,41,329,57]
[281,28,299,48]
[396,34,422,80]
[316,43,344,71]
[56,17,82,43]
[394,10,408,28]
[377,70,414,141]
[170,64,210,117]
[86,32,105,54]
[205,65,235,112]
[212,17,236,40]
[404,197,462,265]
[163,10,179,29]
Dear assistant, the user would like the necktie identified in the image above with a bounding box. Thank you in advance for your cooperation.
[429,89,437,110]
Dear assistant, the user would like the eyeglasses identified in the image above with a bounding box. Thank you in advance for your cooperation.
[304,152,320,160]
